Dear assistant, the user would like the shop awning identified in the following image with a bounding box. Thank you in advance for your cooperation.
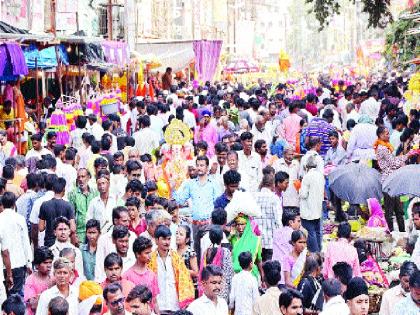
[24,44,69,69]
[0,42,28,81]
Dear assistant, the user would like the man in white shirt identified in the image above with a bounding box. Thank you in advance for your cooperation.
[133,115,160,155]
[0,192,32,296]
[320,279,350,315]
[87,114,104,141]
[299,137,324,178]
[359,89,380,122]
[251,115,272,145]
[147,105,165,141]
[25,133,53,161]
[36,258,79,315]
[188,265,229,315]
[238,132,262,193]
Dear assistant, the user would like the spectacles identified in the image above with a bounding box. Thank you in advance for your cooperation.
[110,297,125,306]
[131,173,141,177]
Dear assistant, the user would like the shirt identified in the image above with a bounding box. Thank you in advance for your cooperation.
[391,294,420,315]
[299,150,324,178]
[305,117,335,157]
[323,238,361,279]
[36,285,79,315]
[49,240,85,276]
[359,97,380,121]
[86,194,118,233]
[278,113,302,146]
[174,177,221,221]
[194,123,218,157]
[254,188,282,249]
[237,150,262,193]
[122,267,160,298]
[214,192,231,210]
[156,252,179,312]
[376,145,408,183]
[379,285,407,315]
[346,122,377,161]
[325,145,347,166]
[133,127,160,155]
[229,270,259,315]
[320,295,350,315]
[87,122,104,141]
[252,286,282,315]
[188,294,229,315]
[272,158,300,207]
[0,208,32,269]
[25,148,53,161]
[272,226,293,264]
[80,244,96,280]
[299,169,325,220]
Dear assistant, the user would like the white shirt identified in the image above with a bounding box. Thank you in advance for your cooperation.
[229,270,259,315]
[16,189,36,219]
[359,97,380,121]
[237,151,262,193]
[87,122,104,141]
[320,295,350,315]
[36,285,79,315]
[94,229,136,282]
[86,194,117,233]
[272,158,300,207]
[25,148,53,161]
[150,115,165,140]
[188,294,229,315]
[104,131,118,154]
[56,163,77,197]
[156,252,179,312]
[133,127,160,155]
[0,208,32,269]
[251,124,272,145]
[299,150,324,178]
[183,109,197,129]
[29,190,55,247]
[49,240,85,276]
[299,169,325,220]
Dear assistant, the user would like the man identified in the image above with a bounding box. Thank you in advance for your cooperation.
[0,100,14,129]
[324,130,347,166]
[56,148,78,197]
[102,120,118,154]
[126,160,143,181]
[148,225,194,314]
[391,270,420,315]
[25,133,53,161]
[299,156,325,253]
[411,203,420,268]
[133,115,159,156]
[380,261,418,315]
[254,139,276,168]
[174,156,221,256]
[274,171,289,207]
[237,132,261,193]
[48,296,69,315]
[16,173,41,230]
[103,282,130,315]
[95,207,136,282]
[30,174,57,248]
[214,170,241,210]
[2,165,23,197]
[126,285,153,315]
[45,131,57,153]
[320,279,350,315]
[187,265,228,315]
[251,115,271,145]
[101,253,135,299]
[252,260,282,315]
[210,142,229,190]
[111,226,135,273]
[299,136,324,178]
[68,168,99,241]
[0,192,32,296]
[272,210,301,266]
[254,174,281,262]
[1,294,25,315]
[87,114,104,141]
[359,89,380,122]
[39,177,77,247]
[87,174,117,233]
[277,101,301,147]
[139,209,170,249]
[36,258,79,315]
[49,216,84,275]
[305,109,336,157]
[194,110,218,158]
[161,67,172,91]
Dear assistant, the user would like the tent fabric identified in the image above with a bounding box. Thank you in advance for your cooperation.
[102,41,129,66]
[193,40,222,82]
[135,41,194,72]
[24,44,69,69]
[67,43,106,65]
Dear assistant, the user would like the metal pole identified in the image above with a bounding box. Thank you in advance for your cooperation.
[76,12,83,104]
[35,57,41,121]
[108,0,113,40]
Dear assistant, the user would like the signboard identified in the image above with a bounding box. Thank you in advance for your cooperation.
[1,0,29,30]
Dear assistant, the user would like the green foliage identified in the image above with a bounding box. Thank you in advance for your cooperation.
[306,0,393,30]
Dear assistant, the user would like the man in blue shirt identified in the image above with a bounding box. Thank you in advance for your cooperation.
[214,170,241,210]
[174,155,222,258]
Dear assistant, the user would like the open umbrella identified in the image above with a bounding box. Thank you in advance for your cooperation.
[328,163,383,204]
[382,164,420,197]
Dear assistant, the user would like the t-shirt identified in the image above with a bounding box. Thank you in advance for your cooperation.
[39,198,75,247]
[122,267,160,298]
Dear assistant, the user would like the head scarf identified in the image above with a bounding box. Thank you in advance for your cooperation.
[344,277,369,301]
[366,198,389,230]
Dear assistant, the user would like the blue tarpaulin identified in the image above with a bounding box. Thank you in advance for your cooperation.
[24,44,69,69]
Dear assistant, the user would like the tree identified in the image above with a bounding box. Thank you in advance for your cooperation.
[306,0,393,30]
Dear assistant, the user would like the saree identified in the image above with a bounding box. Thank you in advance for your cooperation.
[291,249,308,287]
[230,217,262,279]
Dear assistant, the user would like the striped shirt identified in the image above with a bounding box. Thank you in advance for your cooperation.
[305,117,335,157]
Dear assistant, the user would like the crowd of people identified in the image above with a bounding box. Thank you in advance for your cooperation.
[0,66,419,315]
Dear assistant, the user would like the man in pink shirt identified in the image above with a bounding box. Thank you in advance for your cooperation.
[194,110,218,157]
[323,222,361,279]
[278,102,302,147]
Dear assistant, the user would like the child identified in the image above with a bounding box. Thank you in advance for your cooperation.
[24,247,54,315]
[80,219,101,281]
[272,210,301,263]
[122,236,160,314]
[126,197,146,236]
[229,251,259,315]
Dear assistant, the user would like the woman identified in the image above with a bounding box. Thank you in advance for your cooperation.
[176,225,199,280]
[283,230,308,288]
[297,253,323,315]
[24,247,54,315]
[375,126,417,232]
[200,225,233,301]
[344,277,369,315]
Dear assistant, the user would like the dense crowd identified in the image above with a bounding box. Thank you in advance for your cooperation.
[0,67,419,315]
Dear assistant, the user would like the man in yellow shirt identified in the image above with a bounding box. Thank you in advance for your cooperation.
[0,100,15,129]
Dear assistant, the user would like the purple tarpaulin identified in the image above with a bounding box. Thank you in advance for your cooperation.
[193,40,222,83]
[5,43,28,75]
[101,41,129,66]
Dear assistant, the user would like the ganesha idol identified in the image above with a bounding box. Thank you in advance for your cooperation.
[150,119,193,199]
